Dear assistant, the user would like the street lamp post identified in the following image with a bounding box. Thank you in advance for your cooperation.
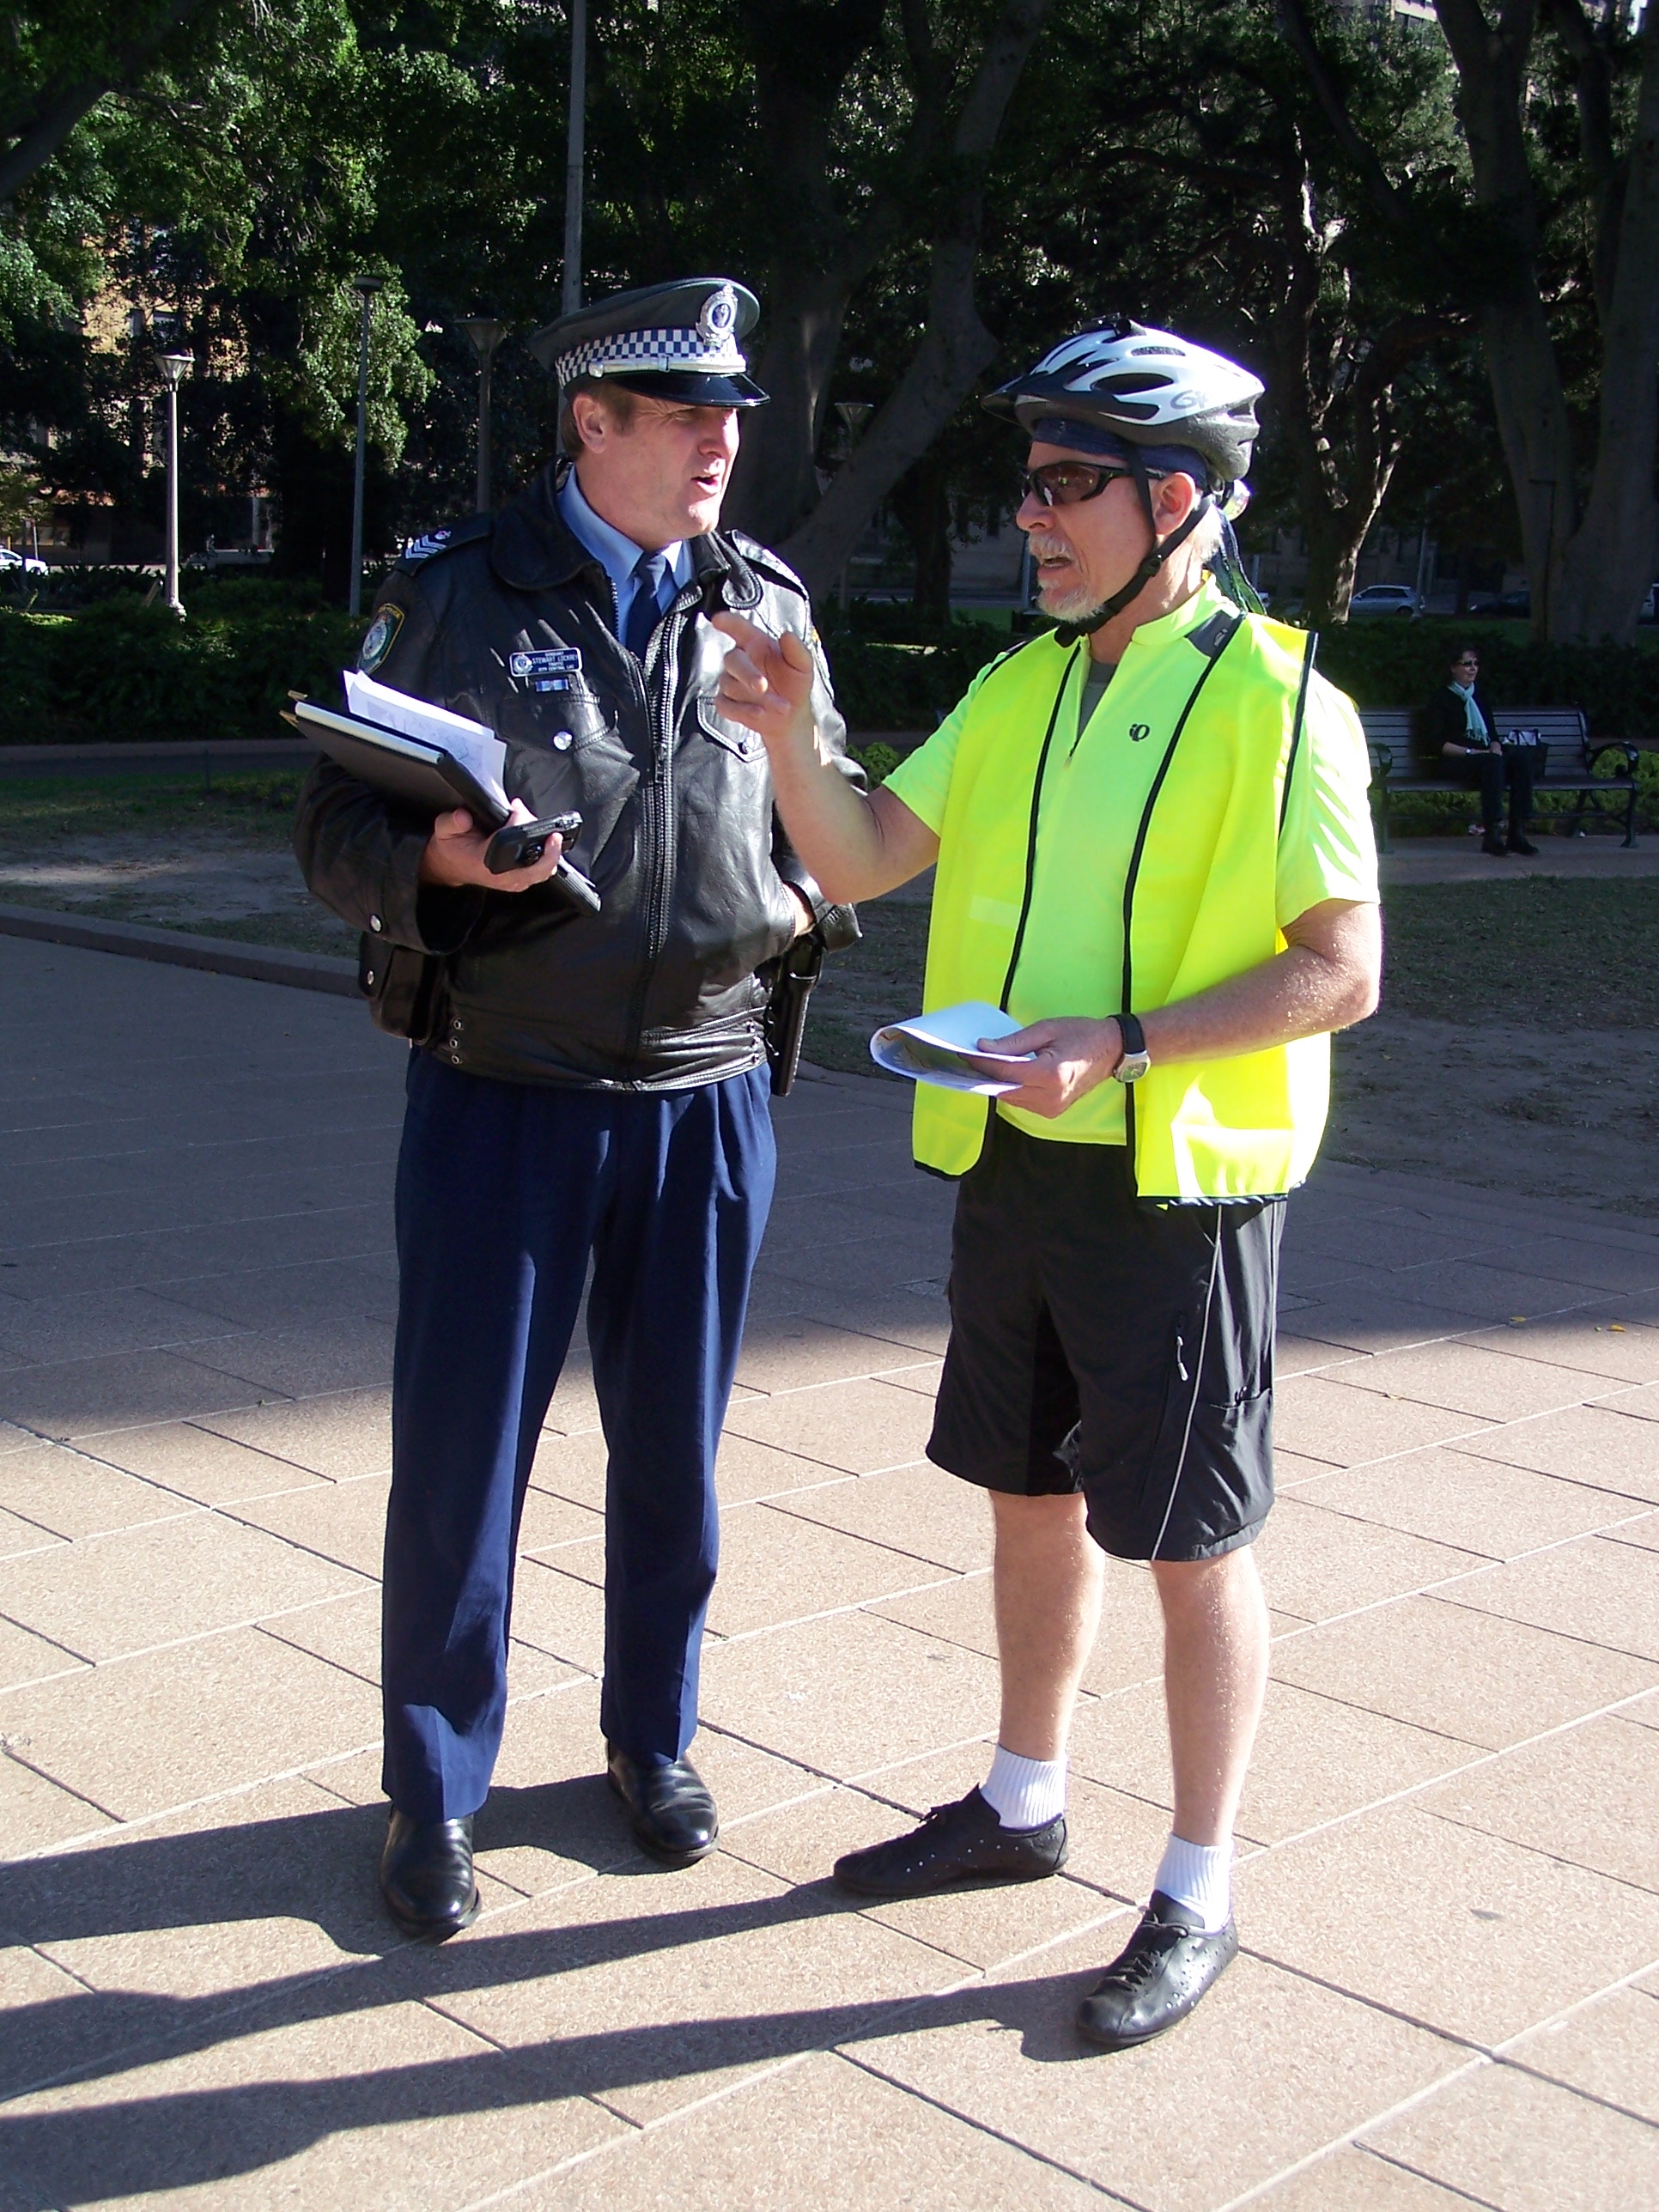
[562,0,587,314]
[349,276,383,617]
[459,319,507,513]
[154,350,193,617]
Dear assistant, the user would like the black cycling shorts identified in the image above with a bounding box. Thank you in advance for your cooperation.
[927,1119,1283,1562]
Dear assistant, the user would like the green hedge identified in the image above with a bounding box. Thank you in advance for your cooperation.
[7,586,1655,752]
[1312,618,1659,736]
[0,589,362,744]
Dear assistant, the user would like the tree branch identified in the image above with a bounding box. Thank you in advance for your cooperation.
[0,0,216,202]
[1273,0,1413,229]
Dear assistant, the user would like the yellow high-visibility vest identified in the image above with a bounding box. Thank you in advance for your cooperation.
[908,593,1349,1198]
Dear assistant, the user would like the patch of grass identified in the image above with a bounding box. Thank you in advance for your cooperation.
[0,772,307,848]
[1381,877,1659,1029]
[808,872,1659,1078]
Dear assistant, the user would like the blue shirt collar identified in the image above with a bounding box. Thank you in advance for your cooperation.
[557,466,694,607]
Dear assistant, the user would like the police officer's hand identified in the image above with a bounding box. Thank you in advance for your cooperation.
[711,613,816,746]
[419,800,565,892]
[974,1017,1123,1118]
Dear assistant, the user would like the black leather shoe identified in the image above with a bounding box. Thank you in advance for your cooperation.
[1075,1892,1238,2051]
[380,1810,480,1941]
[1481,832,1510,856]
[1507,831,1539,855]
[606,1744,719,1866]
[833,1788,1067,1899]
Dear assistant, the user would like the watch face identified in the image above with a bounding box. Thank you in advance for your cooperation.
[1115,1051,1151,1085]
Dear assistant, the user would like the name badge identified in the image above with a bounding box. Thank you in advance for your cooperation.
[509,647,584,693]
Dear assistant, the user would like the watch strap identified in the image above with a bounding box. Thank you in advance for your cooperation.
[1113,1012,1151,1085]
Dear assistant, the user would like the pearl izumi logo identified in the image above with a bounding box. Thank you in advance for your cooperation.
[1129,721,1151,741]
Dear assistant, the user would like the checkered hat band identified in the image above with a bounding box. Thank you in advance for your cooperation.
[555,325,744,384]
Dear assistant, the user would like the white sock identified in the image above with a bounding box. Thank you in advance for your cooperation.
[1154,1833,1233,1933]
[980,1744,1066,1830]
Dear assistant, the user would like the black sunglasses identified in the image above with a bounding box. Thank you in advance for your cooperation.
[1020,460,1134,508]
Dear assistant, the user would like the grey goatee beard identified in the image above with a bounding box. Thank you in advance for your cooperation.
[1028,536,1102,624]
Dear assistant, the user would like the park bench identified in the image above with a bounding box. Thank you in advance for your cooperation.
[1360,704,1639,851]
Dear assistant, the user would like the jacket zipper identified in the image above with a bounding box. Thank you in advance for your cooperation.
[621,591,689,1073]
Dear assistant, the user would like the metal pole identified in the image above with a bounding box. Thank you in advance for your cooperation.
[459,319,507,513]
[164,379,182,615]
[562,0,587,315]
[349,278,380,617]
[154,350,191,616]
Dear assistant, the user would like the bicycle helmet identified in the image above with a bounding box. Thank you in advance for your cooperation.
[985,318,1261,489]
[986,319,1265,633]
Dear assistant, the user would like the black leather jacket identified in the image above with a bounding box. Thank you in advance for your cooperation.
[294,463,860,1090]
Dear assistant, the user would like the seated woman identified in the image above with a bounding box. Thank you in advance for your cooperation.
[1417,644,1538,857]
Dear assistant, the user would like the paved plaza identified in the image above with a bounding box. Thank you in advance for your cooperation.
[1,931,1656,2209]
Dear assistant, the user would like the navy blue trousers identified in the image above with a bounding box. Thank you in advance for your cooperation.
[381,1050,775,1822]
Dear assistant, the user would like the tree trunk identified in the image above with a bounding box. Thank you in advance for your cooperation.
[728,267,866,550]
[1549,6,1659,642]
[1455,0,1659,641]
[781,235,997,595]
[890,444,953,621]
[776,0,1053,595]
[724,1,892,546]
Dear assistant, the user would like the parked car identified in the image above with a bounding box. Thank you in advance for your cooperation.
[0,546,47,578]
[1472,588,1530,619]
[1348,584,1417,617]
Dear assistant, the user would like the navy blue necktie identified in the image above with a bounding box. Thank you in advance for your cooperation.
[624,551,670,660]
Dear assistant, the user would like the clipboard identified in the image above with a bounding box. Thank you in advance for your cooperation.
[285,700,511,829]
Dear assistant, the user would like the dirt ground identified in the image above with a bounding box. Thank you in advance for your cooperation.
[3,783,1656,1213]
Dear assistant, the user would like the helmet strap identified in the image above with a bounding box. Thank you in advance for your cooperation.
[1054,447,1210,644]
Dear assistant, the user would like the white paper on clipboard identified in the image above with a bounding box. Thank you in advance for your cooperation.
[869,1001,1036,1095]
[343,669,512,814]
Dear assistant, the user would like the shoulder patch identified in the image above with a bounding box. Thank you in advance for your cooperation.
[395,511,494,573]
[1188,610,1244,660]
[358,603,404,673]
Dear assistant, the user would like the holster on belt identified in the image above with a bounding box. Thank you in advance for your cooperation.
[765,899,860,1097]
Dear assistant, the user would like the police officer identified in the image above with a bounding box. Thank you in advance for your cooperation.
[714,320,1382,2048]
[295,278,860,1939]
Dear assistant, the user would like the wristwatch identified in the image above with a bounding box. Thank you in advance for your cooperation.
[1112,1012,1151,1085]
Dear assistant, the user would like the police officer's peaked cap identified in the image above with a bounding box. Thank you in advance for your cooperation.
[527,277,768,407]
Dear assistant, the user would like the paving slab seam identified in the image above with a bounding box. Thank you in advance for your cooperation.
[700,1569,964,1649]
[0,1197,391,1261]
[1273,1484,1654,1565]
[1211,2060,1497,2212]
[1259,1504,1659,1656]
[835,2047,1146,2207]
[447,2052,817,2212]
[0,1729,392,1863]
[1413,1799,1659,1902]
[0,1610,94,1671]
[1230,1680,1659,1863]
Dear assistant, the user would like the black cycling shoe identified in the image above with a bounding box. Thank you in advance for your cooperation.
[833,1787,1067,1899]
[1075,1891,1238,2051]
[380,1811,481,1941]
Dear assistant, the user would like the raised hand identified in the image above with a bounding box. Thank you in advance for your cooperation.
[711,612,817,746]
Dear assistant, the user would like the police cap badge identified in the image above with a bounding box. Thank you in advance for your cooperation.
[527,278,768,409]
